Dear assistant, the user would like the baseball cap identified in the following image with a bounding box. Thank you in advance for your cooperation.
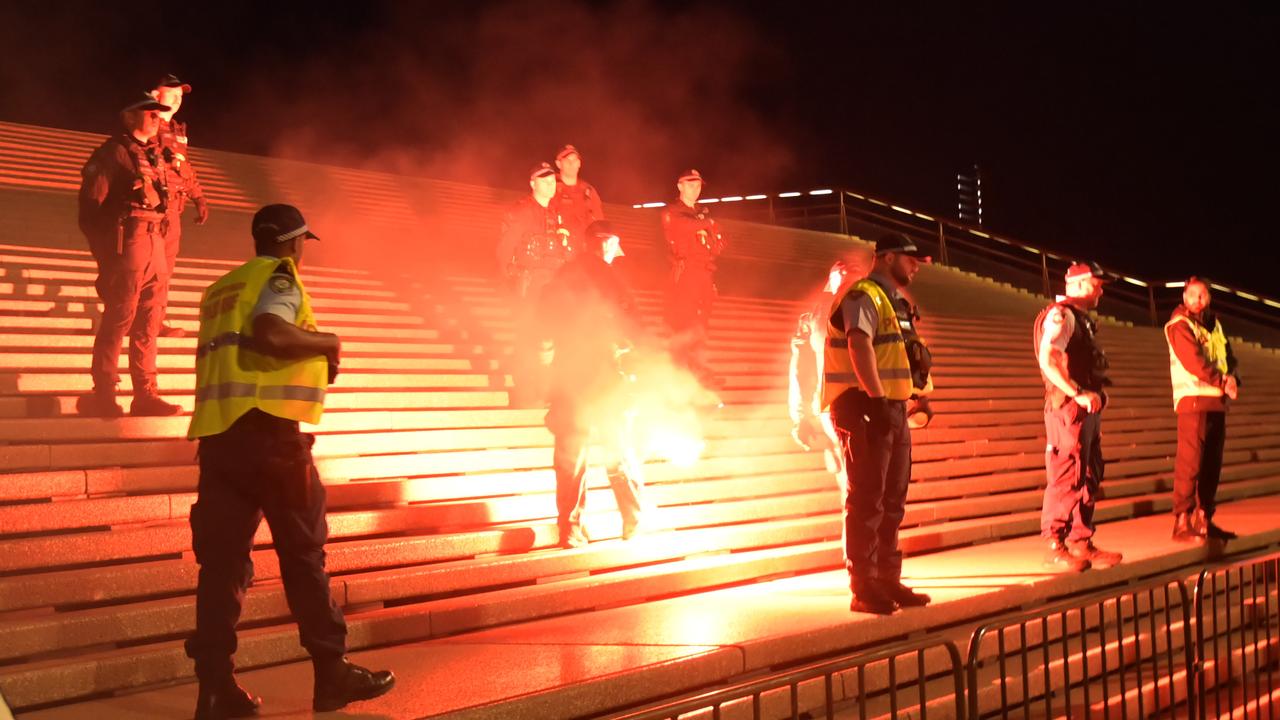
[1065,261,1111,284]
[677,169,704,183]
[555,144,580,162]
[122,94,169,113]
[155,74,192,93]
[874,232,932,262]
[530,162,556,180]
[251,204,321,244]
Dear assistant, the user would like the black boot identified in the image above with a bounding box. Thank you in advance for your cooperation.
[882,580,931,608]
[313,657,396,712]
[1171,512,1201,543]
[76,385,124,418]
[193,676,261,719]
[1203,513,1238,541]
[849,577,896,615]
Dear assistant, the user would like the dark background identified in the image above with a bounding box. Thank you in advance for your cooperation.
[2,2,1275,293]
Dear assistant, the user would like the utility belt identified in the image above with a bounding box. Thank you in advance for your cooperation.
[522,233,572,261]
[116,214,169,253]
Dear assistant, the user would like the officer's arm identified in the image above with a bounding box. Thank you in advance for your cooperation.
[662,211,686,259]
[1038,342,1079,399]
[77,147,122,235]
[252,314,340,363]
[1165,319,1221,385]
[847,330,884,398]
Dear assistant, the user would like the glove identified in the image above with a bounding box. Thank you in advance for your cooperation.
[863,396,892,429]
[193,197,209,225]
[327,360,340,385]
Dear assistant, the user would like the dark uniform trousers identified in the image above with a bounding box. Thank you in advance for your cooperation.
[163,210,183,281]
[1040,398,1103,542]
[549,397,644,534]
[831,391,911,585]
[1173,410,1226,518]
[185,409,347,681]
[512,268,557,404]
[667,269,716,380]
[87,218,169,391]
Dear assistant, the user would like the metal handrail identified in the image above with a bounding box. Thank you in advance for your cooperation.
[1192,549,1280,720]
[595,635,966,720]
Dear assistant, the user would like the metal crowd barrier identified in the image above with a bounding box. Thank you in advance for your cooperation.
[1194,550,1280,719]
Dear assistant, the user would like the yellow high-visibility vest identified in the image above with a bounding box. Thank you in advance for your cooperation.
[1165,312,1229,410]
[187,256,328,439]
[822,278,914,407]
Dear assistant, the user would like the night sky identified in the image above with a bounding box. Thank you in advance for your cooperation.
[2,2,1276,294]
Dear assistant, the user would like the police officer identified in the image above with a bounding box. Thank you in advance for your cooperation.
[662,169,726,387]
[1034,261,1124,572]
[554,144,604,246]
[497,162,572,407]
[539,220,646,548]
[185,205,394,718]
[822,233,934,615]
[152,74,209,338]
[1165,277,1240,543]
[76,94,183,418]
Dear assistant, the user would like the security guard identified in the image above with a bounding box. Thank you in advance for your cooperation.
[185,204,394,718]
[1165,277,1239,542]
[540,220,645,547]
[662,169,726,387]
[822,233,933,615]
[76,94,182,418]
[554,144,604,246]
[497,162,572,407]
[1034,261,1124,572]
[152,74,209,338]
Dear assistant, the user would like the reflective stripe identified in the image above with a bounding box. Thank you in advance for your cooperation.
[196,382,325,404]
[824,368,911,382]
[872,333,904,346]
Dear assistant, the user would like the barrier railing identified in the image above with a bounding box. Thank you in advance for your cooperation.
[1194,550,1280,719]
[595,635,966,720]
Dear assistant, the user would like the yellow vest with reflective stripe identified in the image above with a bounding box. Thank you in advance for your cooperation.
[1165,312,1229,410]
[187,256,329,439]
[822,278,913,407]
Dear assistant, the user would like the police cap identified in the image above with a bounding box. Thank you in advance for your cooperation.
[155,74,192,93]
[252,204,321,244]
[555,144,580,162]
[677,169,703,183]
[122,93,169,114]
[1065,261,1112,284]
[530,162,556,181]
[875,232,932,263]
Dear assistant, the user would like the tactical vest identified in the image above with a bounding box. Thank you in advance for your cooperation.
[1033,301,1110,405]
[158,119,193,204]
[124,138,168,220]
[1165,311,1229,410]
[822,278,916,406]
[187,257,329,439]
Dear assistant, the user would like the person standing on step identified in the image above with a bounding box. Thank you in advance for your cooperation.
[75,94,183,418]
[554,144,604,247]
[790,259,850,485]
[1165,277,1240,543]
[185,204,394,718]
[540,220,646,548]
[823,233,935,615]
[1034,261,1124,572]
[497,162,572,407]
[152,73,209,338]
[662,169,726,388]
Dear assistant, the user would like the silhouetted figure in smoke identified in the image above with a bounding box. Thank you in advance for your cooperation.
[662,169,726,388]
[823,233,934,616]
[540,220,646,548]
[554,144,604,247]
[1164,277,1239,543]
[1034,262,1123,572]
[497,162,573,407]
[75,94,183,418]
[186,204,394,718]
[152,74,209,338]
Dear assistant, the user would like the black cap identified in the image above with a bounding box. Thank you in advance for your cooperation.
[155,74,192,93]
[555,144,580,162]
[677,169,704,183]
[251,204,320,244]
[530,162,556,181]
[122,93,169,113]
[875,232,932,262]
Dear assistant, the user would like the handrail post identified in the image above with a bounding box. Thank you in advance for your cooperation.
[838,191,848,236]
[1148,286,1158,327]
[935,220,949,265]
[1041,254,1051,297]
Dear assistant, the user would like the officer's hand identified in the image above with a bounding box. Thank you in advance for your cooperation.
[194,197,209,225]
[327,360,340,385]
[324,333,342,367]
[864,396,893,428]
[1224,375,1239,400]
[1074,390,1102,413]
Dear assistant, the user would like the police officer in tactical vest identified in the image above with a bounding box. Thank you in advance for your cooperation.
[185,205,394,718]
[1034,261,1124,572]
[76,94,184,418]
[1164,277,1240,543]
[822,233,934,615]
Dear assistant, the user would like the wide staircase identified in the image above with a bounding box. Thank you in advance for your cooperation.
[0,119,1279,718]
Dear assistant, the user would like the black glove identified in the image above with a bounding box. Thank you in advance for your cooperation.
[864,396,892,429]
[327,360,340,385]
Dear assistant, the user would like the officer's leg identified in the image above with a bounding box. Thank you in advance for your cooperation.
[876,403,912,582]
[185,446,264,682]
[163,215,181,280]
[553,428,590,536]
[1069,411,1103,542]
[90,262,143,392]
[1040,400,1085,541]
[261,462,348,663]
[832,394,891,583]
[602,417,645,535]
[128,270,168,394]
[1200,411,1227,519]
[1173,411,1206,517]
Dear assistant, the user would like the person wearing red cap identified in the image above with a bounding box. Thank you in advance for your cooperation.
[662,169,726,386]
[1165,277,1240,543]
[497,162,572,407]
[1034,261,1123,572]
[539,220,646,547]
[75,94,184,418]
[152,74,209,338]
[554,144,604,248]
[822,233,934,615]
